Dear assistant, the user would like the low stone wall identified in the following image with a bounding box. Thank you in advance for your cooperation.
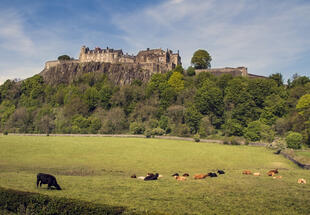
[280,151,310,170]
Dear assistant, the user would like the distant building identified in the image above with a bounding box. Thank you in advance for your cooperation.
[45,46,181,74]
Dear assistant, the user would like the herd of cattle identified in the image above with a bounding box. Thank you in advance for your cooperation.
[36,169,307,190]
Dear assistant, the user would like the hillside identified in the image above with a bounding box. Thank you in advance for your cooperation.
[0,64,309,147]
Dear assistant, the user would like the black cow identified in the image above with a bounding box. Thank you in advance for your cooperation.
[37,173,62,190]
[172,173,179,177]
[217,170,225,174]
[144,173,159,181]
[183,173,190,177]
[208,172,218,177]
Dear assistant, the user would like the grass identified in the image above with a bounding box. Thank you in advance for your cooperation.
[289,149,310,165]
[0,136,309,214]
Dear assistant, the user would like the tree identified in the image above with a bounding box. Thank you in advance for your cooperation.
[286,132,303,149]
[84,87,99,111]
[191,49,212,69]
[184,106,202,133]
[269,73,283,87]
[296,94,310,117]
[58,55,71,61]
[186,66,195,76]
[168,72,184,93]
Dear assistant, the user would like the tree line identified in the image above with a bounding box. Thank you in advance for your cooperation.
[0,51,309,148]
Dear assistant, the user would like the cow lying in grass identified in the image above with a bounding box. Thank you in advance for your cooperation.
[194,174,209,179]
[208,172,217,177]
[144,173,159,181]
[242,170,252,175]
[267,169,278,176]
[37,173,61,190]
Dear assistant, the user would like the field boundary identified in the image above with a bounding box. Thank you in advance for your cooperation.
[280,151,310,170]
[3,133,225,143]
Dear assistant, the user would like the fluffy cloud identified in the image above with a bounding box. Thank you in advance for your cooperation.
[113,0,310,78]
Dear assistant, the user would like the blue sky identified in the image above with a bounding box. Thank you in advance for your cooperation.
[0,0,309,84]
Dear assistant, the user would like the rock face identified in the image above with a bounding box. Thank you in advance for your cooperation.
[39,61,166,85]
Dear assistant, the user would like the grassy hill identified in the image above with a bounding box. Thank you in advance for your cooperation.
[0,136,309,214]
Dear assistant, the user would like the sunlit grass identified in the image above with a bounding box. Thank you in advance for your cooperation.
[0,136,309,214]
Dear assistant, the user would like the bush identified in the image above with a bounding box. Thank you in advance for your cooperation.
[144,129,152,138]
[186,66,196,76]
[194,134,200,142]
[0,187,125,215]
[286,132,303,149]
[57,55,71,61]
[223,136,243,145]
[224,119,244,136]
[244,120,274,142]
[3,131,8,135]
[129,122,145,134]
[152,127,165,136]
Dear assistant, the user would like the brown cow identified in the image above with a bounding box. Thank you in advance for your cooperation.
[267,169,278,176]
[175,176,187,181]
[194,174,208,179]
[242,170,252,175]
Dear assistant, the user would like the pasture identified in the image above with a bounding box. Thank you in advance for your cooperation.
[0,136,309,214]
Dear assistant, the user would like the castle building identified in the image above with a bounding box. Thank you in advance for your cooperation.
[79,46,181,71]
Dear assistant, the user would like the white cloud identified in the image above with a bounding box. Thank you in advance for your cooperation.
[113,0,310,78]
[0,10,35,55]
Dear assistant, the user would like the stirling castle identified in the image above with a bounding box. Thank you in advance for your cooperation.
[42,45,262,85]
[46,46,181,74]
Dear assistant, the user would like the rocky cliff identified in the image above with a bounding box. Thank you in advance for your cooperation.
[39,62,165,85]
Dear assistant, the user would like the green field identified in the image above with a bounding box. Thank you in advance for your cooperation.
[0,136,309,214]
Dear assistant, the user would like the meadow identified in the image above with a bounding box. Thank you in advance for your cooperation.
[0,136,309,215]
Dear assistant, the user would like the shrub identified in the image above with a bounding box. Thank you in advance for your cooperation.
[57,55,71,61]
[3,131,8,135]
[223,136,243,145]
[187,66,196,76]
[152,127,165,136]
[194,134,200,142]
[199,116,215,137]
[130,122,145,134]
[0,187,125,215]
[244,120,274,142]
[144,129,152,138]
[286,132,303,149]
[224,119,244,136]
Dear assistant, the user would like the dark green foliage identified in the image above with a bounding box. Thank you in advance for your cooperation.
[186,66,195,76]
[57,55,71,61]
[144,129,152,138]
[130,122,145,134]
[3,131,8,135]
[0,187,127,215]
[173,65,184,74]
[286,132,303,149]
[191,49,212,69]
[224,119,244,136]
[0,70,309,142]
[269,73,283,87]
[84,87,99,111]
[152,127,165,136]
[244,121,274,142]
[194,133,200,142]
[184,106,202,133]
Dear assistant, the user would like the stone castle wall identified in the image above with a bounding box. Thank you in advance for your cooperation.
[45,60,80,69]
[195,67,249,77]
